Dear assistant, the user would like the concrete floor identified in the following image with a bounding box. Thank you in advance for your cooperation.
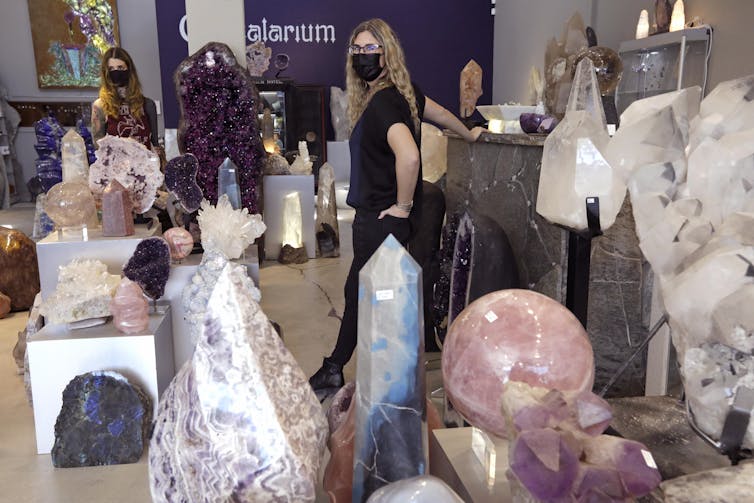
[0,205,442,502]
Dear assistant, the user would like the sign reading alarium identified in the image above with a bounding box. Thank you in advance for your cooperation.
[178,16,337,44]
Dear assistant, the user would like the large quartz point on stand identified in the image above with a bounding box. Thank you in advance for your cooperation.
[315,162,340,257]
[353,235,424,502]
[537,58,625,233]
[61,129,89,183]
[149,264,326,502]
[217,157,242,210]
[279,191,307,264]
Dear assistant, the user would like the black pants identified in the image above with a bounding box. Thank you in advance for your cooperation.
[328,209,412,366]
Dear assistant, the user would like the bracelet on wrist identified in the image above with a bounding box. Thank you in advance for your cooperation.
[395,200,413,212]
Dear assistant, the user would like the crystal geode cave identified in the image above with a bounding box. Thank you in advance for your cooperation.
[88,136,163,214]
[174,42,264,213]
[52,371,151,468]
[122,237,171,300]
[196,195,265,259]
[150,263,326,502]
[164,153,203,213]
[442,289,594,438]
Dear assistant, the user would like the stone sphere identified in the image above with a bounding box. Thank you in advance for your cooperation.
[442,289,594,438]
[45,181,97,228]
[571,46,623,95]
[163,227,194,260]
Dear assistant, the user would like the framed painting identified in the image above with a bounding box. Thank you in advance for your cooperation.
[27,0,120,89]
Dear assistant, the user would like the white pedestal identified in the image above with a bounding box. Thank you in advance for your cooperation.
[36,225,157,301]
[27,306,174,454]
[326,140,351,183]
[263,175,315,259]
[429,427,512,502]
[165,248,259,371]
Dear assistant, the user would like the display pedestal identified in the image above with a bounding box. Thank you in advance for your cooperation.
[27,306,174,454]
[429,427,511,502]
[326,140,350,183]
[262,175,315,259]
[36,225,158,301]
[165,248,259,370]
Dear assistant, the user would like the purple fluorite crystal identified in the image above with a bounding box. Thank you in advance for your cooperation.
[123,237,171,299]
[174,42,264,213]
[165,153,203,213]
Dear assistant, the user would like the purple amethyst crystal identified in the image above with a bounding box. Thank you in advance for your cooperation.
[510,428,580,500]
[174,42,264,213]
[165,153,203,213]
[123,237,171,299]
[519,113,545,134]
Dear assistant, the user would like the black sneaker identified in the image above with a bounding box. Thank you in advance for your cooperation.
[309,358,344,402]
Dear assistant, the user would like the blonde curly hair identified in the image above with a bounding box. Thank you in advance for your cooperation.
[345,19,420,135]
[98,47,145,120]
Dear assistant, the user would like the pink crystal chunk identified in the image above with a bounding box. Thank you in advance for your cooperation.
[163,227,194,260]
[110,278,149,334]
[442,289,594,437]
[102,180,135,237]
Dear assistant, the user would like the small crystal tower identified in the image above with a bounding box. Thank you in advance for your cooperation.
[101,180,134,237]
[61,129,89,183]
[217,158,242,210]
[352,235,424,502]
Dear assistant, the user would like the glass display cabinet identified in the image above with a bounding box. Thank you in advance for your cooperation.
[255,78,294,153]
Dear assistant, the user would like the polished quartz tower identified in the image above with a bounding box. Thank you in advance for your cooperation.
[353,235,425,502]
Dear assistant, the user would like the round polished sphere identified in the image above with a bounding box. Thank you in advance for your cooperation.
[442,289,594,437]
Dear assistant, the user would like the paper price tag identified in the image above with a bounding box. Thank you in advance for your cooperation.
[641,449,657,469]
[375,290,394,301]
[484,311,498,323]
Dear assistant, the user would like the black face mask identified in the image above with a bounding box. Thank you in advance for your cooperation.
[108,69,130,87]
[352,53,383,82]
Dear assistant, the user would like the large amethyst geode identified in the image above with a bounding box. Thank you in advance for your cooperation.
[174,42,264,213]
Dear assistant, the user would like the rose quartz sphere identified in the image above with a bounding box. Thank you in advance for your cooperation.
[163,227,194,260]
[442,289,594,438]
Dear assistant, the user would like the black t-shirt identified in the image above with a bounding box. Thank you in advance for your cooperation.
[347,83,426,214]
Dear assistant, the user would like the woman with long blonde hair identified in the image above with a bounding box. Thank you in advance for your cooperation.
[309,18,484,398]
[91,47,158,150]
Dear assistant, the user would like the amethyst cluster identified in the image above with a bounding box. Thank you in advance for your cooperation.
[123,237,171,300]
[165,153,203,213]
[174,42,264,213]
[503,382,661,502]
[33,114,66,192]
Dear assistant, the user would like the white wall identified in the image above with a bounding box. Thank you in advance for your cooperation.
[0,0,163,201]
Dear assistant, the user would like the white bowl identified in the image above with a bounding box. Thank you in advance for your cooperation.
[476,104,537,121]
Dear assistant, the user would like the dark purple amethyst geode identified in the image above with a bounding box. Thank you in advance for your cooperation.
[174,42,264,213]
[165,153,203,213]
[123,237,171,300]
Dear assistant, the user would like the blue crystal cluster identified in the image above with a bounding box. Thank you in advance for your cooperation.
[33,115,66,192]
[123,237,171,299]
[76,118,97,165]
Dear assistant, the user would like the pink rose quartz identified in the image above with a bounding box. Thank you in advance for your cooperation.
[102,180,135,237]
[163,227,194,260]
[442,289,594,438]
[110,278,149,334]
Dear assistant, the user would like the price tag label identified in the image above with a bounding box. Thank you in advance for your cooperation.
[641,449,657,469]
[484,311,498,323]
[375,290,394,301]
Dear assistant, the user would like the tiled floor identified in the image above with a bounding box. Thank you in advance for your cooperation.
[0,206,387,502]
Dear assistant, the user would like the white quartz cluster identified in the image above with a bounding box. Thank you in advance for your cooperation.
[39,259,121,324]
[612,75,754,447]
[196,194,266,259]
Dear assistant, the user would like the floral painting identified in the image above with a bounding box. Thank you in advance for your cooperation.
[27,0,120,89]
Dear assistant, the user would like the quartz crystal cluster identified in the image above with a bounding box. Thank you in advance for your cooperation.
[39,259,120,324]
[150,264,326,502]
[612,75,754,448]
[502,381,661,501]
[442,289,594,438]
[88,135,163,213]
[537,58,626,232]
[174,42,264,213]
[290,141,313,175]
[196,195,265,259]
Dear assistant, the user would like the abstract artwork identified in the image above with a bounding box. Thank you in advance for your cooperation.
[27,0,120,89]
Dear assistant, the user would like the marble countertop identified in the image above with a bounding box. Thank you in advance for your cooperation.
[444,130,547,147]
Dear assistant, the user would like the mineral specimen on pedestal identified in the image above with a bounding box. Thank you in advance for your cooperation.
[182,250,261,350]
[290,141,313,175]
[110,278,149,334]
[636,9,650,39]
[101,180,134,237]
[39,259,120,324]
[545,13,588,117]
[175,42,264,213]
[164,153,203,213]
[656,0,673,33]
[366,476,464,502]
[279,191,307,264]
[537,58,625,232]
[52,371,151,467]
[0,291,9,319]
[88,135,163,213]
[196,195,265,259]
[163,227,194,261]
[264,153,291,175]
[421,122,448,183]
[353,235,425,502]
[246,40,272,77]
[122,237,171,300]
[217,157,242,210]
[0,227,40,311]
[331,86,349,141]
[316,163,340,258]
[150,263,326,502]
[61,129,89,183]
[261,109,276,153]
[442,289,594,438]
[44,181,97,228]
[460,59,482,118]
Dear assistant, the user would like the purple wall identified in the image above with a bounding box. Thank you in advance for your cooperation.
[155,1,494,131]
